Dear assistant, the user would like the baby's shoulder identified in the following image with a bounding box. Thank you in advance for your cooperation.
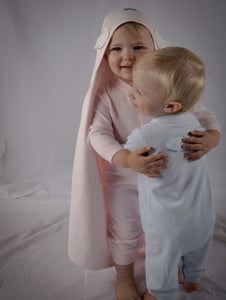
[96,79,126,99]
[141,122,164,134]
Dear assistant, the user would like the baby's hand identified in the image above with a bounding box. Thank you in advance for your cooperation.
[127,147,169,178]
[182,129,221,161]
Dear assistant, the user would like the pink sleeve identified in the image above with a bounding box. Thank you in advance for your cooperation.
[193,103,221,133]
[89,96,123,163]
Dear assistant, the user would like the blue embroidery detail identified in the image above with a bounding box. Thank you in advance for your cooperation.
[165,136,184,152]
[194,126,206,131]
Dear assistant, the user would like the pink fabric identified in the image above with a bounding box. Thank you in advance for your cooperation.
[100,157,142,265]
[68,8,170,270]
[192,103,221,132]
[89,78,144,264]
[89,77,137,163]
[68,8,221,270]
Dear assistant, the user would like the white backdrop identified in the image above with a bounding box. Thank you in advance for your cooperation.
[0,0,225,189]
[0,1,226,299]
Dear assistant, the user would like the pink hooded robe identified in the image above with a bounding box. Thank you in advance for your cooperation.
[68,9,220,270]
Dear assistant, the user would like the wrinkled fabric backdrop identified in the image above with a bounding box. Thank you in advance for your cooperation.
[0,0,225,300]
[0,0,225,186]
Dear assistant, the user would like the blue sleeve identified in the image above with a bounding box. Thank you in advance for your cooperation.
[123,128,147,152]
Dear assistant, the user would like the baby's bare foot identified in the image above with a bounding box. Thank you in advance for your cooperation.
[143,290,157,300]
[184,281,200,291]
[178,265,184,284]
[115,277,141,300]
[115,263,141,300]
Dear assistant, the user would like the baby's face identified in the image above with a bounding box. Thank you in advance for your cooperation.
[130,70,166,117]
[106,25,154,86]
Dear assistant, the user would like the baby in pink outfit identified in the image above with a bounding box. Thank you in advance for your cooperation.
[68,8,221,300]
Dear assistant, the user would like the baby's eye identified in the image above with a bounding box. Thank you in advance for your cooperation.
[111,47,121,51]
[134,45,144,50]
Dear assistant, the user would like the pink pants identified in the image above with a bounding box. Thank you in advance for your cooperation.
[101,160,143,265]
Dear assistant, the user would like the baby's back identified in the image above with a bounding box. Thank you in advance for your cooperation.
[137,113,215,243]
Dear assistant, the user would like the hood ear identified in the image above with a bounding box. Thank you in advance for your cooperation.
[164,101,182,113]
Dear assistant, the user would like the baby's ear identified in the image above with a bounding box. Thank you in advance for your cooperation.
[164,101,182,114]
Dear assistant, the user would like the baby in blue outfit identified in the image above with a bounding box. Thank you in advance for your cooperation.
[124,47,215,300]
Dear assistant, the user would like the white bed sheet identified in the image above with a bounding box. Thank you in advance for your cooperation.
[0,180,225,300]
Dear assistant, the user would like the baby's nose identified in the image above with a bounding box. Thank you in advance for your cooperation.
[123,49,135,60]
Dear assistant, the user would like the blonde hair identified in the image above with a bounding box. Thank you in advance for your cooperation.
[117,22,153,40]
[133,47,206,113]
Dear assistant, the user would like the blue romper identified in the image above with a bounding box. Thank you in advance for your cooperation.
[124,113,215,300]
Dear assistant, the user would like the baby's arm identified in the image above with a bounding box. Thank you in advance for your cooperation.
[89,96,169,177]
[182,104,221,161]
[115,128,169,178]
[112,148,169,178]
